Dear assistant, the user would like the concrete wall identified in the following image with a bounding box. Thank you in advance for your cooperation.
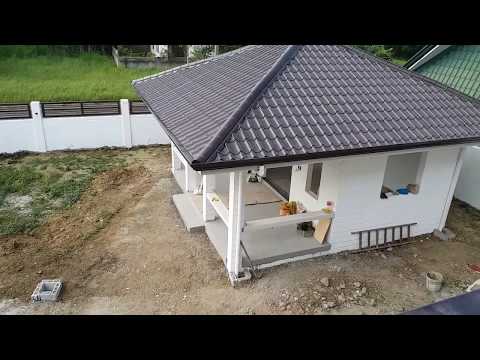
[0,100,169,154]
[455,146,480,209]
[289,147,462,253]
[0,118,37,153]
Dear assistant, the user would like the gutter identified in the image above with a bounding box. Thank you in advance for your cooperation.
[190,137,480,171]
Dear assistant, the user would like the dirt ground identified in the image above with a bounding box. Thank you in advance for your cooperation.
[1,146,480,315]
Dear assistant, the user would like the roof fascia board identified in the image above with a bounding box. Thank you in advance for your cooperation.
[193,138,480,172]
[199,143,472,175]
[407,45,451,70]
[193,45,302,164]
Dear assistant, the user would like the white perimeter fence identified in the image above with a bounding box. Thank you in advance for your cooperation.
[0,99,169,154]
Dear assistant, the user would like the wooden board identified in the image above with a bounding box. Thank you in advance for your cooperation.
[314,218,332,244]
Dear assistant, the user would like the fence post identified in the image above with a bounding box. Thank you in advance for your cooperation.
[120,99,133,148]
[30,101,47,152]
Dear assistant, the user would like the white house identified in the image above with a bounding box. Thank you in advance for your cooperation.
[133,45,480,285]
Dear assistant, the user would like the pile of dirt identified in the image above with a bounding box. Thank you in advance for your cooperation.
[0,165,153,299]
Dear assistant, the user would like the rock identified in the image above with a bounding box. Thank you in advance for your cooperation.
[353,281,361,288]
[323,301,336,309]
[320,277,330,287]
[337,294,346,303]
[386,247,393,252]
[367,298,376,306]
[361,287,367,296]
[36,270,43,275]
[339,282,346,289]
[381,254,387,259]
[413,254,418,258]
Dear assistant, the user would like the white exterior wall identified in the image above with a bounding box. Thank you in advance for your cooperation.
[131,114,170,146]
[0,100,169,154]
[455,146,480,209]
[43,116,125,150]
[289,147,463,253]
[0,118,37,153]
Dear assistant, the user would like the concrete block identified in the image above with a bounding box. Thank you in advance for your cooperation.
[433,228,456,241]
[31,279,63,302]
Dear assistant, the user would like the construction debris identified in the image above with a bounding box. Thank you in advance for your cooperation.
[31,279,63,302]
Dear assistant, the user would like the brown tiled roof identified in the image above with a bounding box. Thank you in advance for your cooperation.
[133,45,480,171]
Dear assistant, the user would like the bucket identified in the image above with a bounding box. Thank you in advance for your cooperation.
[426,271,443,292]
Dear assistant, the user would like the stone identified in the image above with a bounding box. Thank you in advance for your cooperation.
[339,282,346,289]
[367,298,376,306]
[337,294,346,303]
[381,254,387,259]
[433,228,455,241]
[361,287,367,296]
[386,247,393,252]
[353,281,361,288]
[320,277,330,287]
[323,301,336,309]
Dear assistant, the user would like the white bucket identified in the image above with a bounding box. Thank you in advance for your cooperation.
[426,271,443,292]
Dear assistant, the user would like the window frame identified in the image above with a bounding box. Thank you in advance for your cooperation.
[305,163,323,199]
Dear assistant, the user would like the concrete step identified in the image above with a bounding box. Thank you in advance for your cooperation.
[172,193,205,232]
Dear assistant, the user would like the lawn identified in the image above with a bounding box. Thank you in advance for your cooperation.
[0,151,129,235]
[0,51,174,103]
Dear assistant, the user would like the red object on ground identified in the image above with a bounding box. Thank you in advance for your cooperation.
[467,264,480,273]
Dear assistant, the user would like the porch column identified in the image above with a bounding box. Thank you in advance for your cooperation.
[170,142,182,175]
[226,171,245,282]
[203,174,216,222]
[439,147,466,230]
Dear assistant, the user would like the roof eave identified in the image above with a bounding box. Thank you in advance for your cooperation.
[190,138,480,171]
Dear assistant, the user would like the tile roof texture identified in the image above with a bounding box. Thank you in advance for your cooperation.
[133,45,480,171]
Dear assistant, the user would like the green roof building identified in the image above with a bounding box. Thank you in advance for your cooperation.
[405,45,480,99]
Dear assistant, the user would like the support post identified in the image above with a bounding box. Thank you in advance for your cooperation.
[30,101,47,152]
[203,175,216,222]
[120,99,133,148]
[439,147,466,230]
[171,142,182,175]
[226,171,245,283]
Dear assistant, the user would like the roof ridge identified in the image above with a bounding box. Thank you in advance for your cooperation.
[132,45,257,85]
[342,45,480,108]
[193,45,302,164]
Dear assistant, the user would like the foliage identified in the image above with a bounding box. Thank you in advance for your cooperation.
[356,45,394,61]
[0,49,173,103]
[0,153,127,235]
[189,45,215,61]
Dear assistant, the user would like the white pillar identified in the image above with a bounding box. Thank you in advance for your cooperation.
[120,99,132,148]
[226,171,245,282]
[439,147,466,230]
[203,175,216,222]
[30,101,47,152]
[171,142,182,175]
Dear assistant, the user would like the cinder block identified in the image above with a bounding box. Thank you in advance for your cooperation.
[31,279,63,302]
[433,228,455,241]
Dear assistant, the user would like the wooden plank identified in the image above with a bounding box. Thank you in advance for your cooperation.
[314,218,331,244]
[244,210,334,232]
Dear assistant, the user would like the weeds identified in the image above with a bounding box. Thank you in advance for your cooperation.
[0,152,128,236]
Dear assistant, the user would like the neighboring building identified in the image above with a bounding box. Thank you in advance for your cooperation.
[150,45,217,61]
[134,45,480,285]
[405,45,480,209]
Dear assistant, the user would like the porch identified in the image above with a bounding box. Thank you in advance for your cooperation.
[172,173,332,281]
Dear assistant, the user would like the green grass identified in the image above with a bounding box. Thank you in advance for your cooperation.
[0,152,128,236]
[0,47,174,103]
